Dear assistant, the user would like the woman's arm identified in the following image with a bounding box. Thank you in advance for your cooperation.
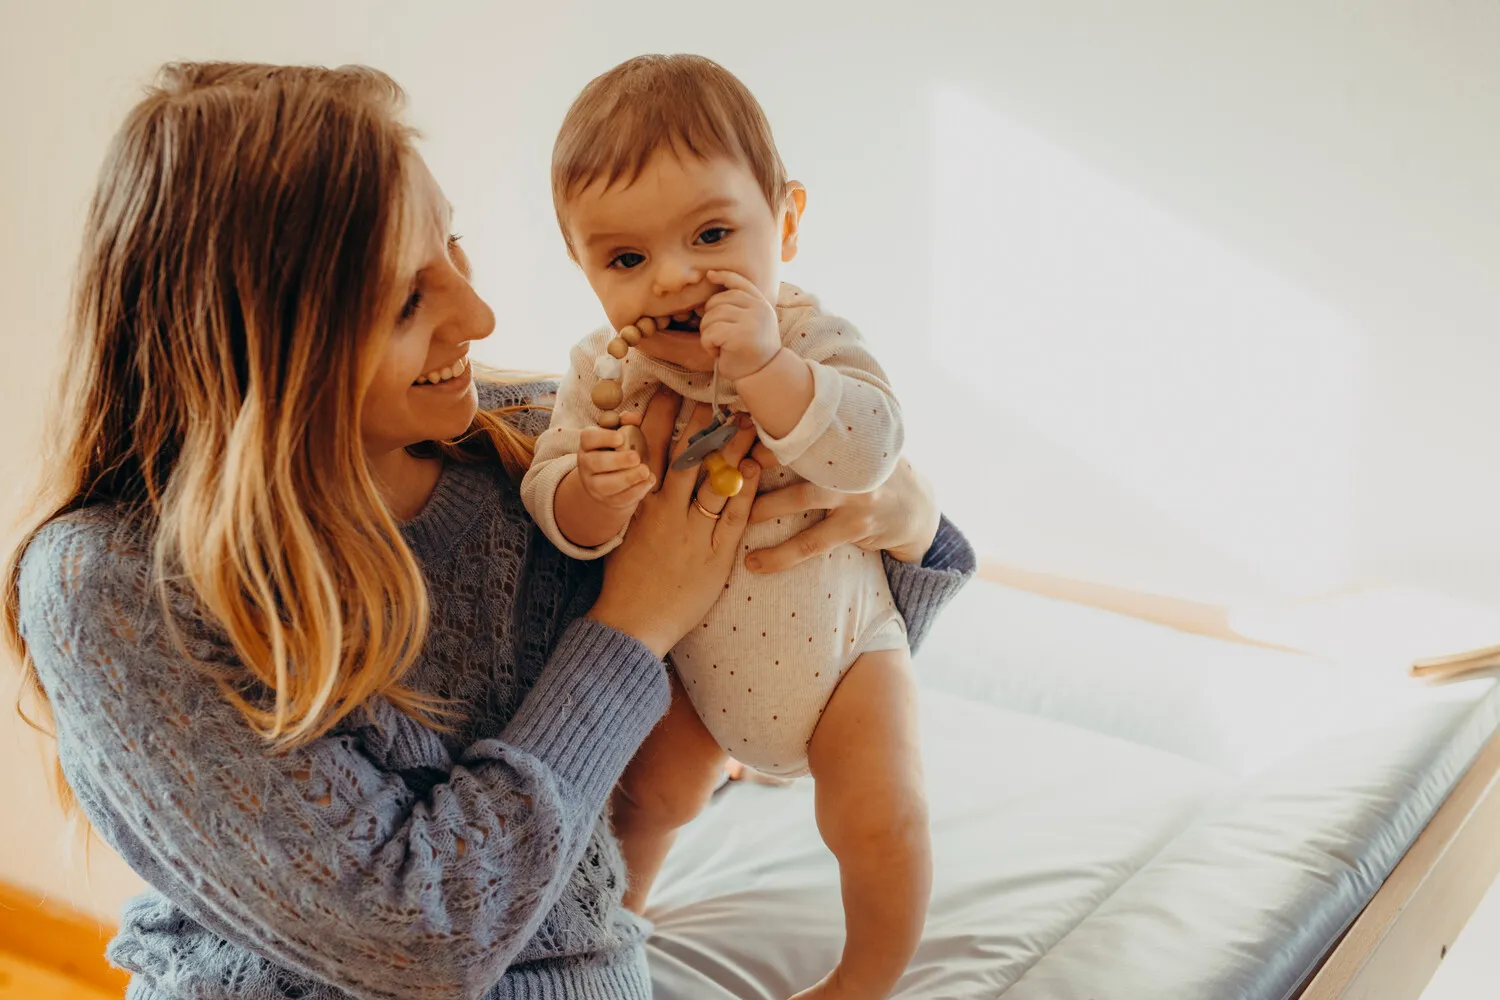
[18,517,666,1000]
[744,453,976,654]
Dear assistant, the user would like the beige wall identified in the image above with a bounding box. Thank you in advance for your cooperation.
[2,0,1497,923]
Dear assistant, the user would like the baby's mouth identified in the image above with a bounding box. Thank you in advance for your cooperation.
[660,307,704,333]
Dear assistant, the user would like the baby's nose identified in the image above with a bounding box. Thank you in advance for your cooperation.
[652,259,704,296]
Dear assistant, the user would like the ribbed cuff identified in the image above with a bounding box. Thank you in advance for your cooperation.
[492,944,653,999]
[521,453,628,562]
[753,357,841,466]
[922,514,977,573]
[884,515,977,654]
[503,617,669,807]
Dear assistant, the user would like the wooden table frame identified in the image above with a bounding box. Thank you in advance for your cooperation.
[981,562,1500,1000]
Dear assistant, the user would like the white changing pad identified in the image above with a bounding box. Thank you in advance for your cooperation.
[646,580,1500,999]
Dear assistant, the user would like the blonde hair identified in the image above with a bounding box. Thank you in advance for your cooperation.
[551,53,788,257]
[3,63,536,803]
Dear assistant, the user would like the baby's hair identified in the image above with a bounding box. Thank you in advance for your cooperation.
[552,53,788,258]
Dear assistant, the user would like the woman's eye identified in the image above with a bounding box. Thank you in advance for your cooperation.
[609,251,646,270]
[447,234,472,280]
[398,287,423,323]
[697,227,732,246]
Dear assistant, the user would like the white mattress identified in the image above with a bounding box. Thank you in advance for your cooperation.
[645,580,1500,999]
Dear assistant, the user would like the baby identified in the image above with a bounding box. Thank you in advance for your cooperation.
[521,54,928,1000]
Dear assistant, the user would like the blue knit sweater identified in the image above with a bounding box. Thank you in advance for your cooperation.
[16,379,975,1000]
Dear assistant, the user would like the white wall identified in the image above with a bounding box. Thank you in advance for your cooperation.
[2,0,1497,921]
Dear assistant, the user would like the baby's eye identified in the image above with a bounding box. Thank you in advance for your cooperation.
[696,227,732,246]
[609,251,646,270]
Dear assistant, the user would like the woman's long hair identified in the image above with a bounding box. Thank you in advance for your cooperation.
[2,63,535,807]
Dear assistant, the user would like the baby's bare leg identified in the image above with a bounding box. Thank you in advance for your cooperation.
[612,669,727,913]
[797,648,929,1000]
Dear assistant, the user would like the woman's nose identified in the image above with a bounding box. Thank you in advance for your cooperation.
[454,279,495,343]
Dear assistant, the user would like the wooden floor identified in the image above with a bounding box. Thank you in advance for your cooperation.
[0,951,115,1000]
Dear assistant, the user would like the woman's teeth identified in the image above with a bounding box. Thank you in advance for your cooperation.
[414,356,469,385]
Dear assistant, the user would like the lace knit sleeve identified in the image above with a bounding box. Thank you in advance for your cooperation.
[17,513,668,1000]
[479,375,558,439]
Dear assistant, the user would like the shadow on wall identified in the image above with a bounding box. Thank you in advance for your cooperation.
[916,84,1367,602]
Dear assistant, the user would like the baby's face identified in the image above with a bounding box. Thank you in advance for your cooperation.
[565,147,796,372]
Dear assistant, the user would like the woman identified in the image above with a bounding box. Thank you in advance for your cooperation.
[4,63,974,999]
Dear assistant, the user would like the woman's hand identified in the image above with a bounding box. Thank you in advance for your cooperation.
[589,390,761,657]
[744,451,940,574]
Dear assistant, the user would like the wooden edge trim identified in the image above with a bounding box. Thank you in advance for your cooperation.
[977,561,1298,653]
[1413,643,1500,672]
[1293,723,1500,999]
[0,879,127,993]
[1412,647,1500,682]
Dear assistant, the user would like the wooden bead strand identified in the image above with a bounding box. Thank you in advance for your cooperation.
[595,323,652,460]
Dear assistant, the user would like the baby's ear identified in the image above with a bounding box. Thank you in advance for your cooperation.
[780,181,807,263]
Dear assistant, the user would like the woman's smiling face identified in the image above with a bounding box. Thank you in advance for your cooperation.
[360,156,496,457]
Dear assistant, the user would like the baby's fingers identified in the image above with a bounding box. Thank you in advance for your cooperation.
[587,465,655,499]
[580,426,625,452]
[579,447,643,477]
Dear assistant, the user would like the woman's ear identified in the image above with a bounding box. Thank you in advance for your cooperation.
[780,181,807,263]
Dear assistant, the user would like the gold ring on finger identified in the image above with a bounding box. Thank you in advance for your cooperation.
[691,495,723,521]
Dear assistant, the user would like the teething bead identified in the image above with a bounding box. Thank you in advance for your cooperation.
[636,317,657,337]
[619,325,642,346]
[617,424,649,462]
[591,379,623,410]
[597,410,621,430]
[607,337,629,359]
[703,451,744,497]
[594,354,623,380]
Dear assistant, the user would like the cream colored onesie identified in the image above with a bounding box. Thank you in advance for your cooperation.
[521,284,906,776]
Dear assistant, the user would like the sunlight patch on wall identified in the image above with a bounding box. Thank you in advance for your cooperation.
[929,85,1366,597]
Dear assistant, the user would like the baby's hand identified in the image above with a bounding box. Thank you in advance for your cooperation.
[578,425,655,510]
[701,269,782,381]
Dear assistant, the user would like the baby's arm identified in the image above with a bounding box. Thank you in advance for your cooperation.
[520,336,651,558]
[697,271,901,492]
[738,311,903,493]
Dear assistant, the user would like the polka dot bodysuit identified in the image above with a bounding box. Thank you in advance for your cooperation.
[521,284,906,775]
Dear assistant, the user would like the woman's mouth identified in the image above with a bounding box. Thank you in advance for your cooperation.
[413,355,470,387]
